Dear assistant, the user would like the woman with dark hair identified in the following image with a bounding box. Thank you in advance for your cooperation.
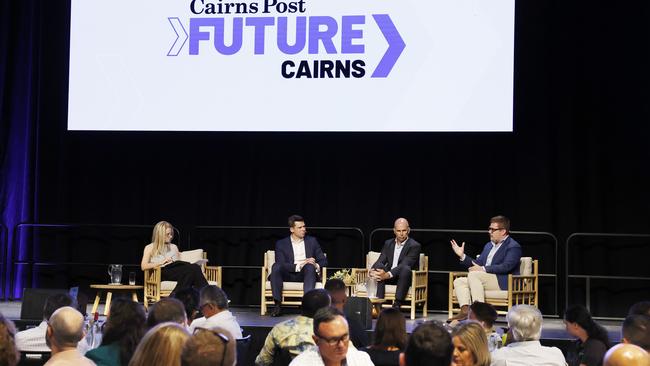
[564,304,611,366]
[360,308,407,366]
[0,313,19,366]
[86,298,147,366]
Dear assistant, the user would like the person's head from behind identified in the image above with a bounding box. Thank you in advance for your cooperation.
[43,293,77,321]
[564,304,611,347]
[173,288,201,324]
[469,301,498,331]
[604,343,650,366]
[629,301,650,317]
[147,297,187,328]
[102,298,147,365]
[372,308,406,350]
[623,315,650,351]
[324,279,347,312]
[46,306,84,351]
[198,286,229,319]
[507,305,542,342]
[312,307,350,365]
[400,321,452,366]
[301,289,331,318]
[0,313,19,366]
[129,322,190,366]
[451,322,490,366]
[181,327,236,366]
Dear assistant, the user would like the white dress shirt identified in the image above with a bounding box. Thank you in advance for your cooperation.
[292,237,307,271]
[189,310,243,339]
[289,347,374,366]
[490,340,567,366]
[16,321,90,354]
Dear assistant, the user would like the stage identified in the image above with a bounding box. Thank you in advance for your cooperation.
[0,301,623,366]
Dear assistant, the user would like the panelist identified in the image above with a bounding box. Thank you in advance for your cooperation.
[369,218,421,310]
[270,215,328,317]
[449,215,522,321]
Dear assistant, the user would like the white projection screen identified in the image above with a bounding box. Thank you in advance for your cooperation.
[68,0,515,132]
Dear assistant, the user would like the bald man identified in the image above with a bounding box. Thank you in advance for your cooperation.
[604,344,650,366]
[370,218,421,309]
[45,306,95,366]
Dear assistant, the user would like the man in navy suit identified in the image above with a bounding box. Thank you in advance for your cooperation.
[449,215,522,321]
[269,215,328,317]
[370,218,421,310]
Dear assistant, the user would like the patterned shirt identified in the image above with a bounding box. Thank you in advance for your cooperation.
[255,316,316,366]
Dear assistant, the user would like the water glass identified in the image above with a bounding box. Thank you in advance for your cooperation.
[129,272,136,285]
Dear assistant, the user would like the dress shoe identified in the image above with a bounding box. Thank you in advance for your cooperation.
[447,305,469,322]
[270,305,282,317]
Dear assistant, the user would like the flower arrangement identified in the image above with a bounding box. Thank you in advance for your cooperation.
[329,269,356,286]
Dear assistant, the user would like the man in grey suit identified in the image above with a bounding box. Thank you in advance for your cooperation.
[370,218,421,309]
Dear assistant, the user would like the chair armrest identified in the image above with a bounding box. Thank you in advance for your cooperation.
[412,270,428,288]
[144,266,161,285]
[351,268,368,285]
[205,266,222,287]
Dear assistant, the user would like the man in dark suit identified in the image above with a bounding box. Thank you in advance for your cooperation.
[270,215,327,317]
[370,218,421,310]
[449,215,522,321]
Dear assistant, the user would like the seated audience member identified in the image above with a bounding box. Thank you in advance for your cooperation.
[289,307,373,366]
[44,306,95,366]
[255,289,331,366]
[490,305,567,366]
[622,315,650,351]
[564,305,611,366]
[603,343,650,366]
[399,321,453,366]
[361,308,406,366]
[15,293,89,353]
[325,278,369,347]
[146,297,188,329]
[452,322,490,366]
[628,301,650,317]
[189,285,242,339]
[85,298,146,366]
[128,322,190,366]
[468,301,502,351]
[182,327,236,366]
[0,313,19,366]
[173,288,201,325]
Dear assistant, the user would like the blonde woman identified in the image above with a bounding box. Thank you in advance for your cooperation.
[128,322,190,366]
[141,221,208,294]
[451,322,490,366]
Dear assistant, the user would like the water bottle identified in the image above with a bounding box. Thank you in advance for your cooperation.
[366,276,377,298]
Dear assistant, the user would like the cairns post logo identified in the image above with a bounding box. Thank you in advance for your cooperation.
[167,0,406,79]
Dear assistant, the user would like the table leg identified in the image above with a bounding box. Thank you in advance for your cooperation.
[132,291,138,303]
[104,291,112,316]
[92,291,102,315]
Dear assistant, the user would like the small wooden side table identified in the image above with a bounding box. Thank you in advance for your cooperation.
[90,284,144,315]
[369,298,386,318]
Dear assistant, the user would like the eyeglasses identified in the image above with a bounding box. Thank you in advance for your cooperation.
[315,332,349,346]
[193,328,229,366]
[487,227,505,233]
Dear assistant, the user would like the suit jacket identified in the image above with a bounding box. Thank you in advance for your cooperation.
[461,236,522,289]
[274,235,328,272]
[371,237,421,277]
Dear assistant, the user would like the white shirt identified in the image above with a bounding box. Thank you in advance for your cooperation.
[485,236,508,266]
[44,349,96,366]
[391,239,407,270]
[189,310,243,339]
[292,237,307,271]
[16,321,90,354]
[490,340,567,366]
[289,347,374,366]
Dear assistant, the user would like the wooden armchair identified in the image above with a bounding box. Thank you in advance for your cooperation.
[351,252,428,319]
[143,249,222,309]
[260,250,327,315]
[448,257,538,317]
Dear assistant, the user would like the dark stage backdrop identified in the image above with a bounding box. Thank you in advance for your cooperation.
[2,1,650,314]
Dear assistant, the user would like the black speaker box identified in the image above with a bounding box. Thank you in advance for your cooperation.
[344,297,372,330]
[20,288,68,320]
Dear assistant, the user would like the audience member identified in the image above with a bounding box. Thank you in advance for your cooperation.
[44,306,95,366]
[325,278,369,347]
[622,315,650,351]
[146,297,187,329]
[0,313,19,366]
[173,288,201,325]
[452,322,490,366]
[189,285,242,339]
[564,305,610,366]
[399,321,452,366]
[468,301,502,351]
[85,298,146,366]
[289,307,373,366]
[603,344,650,366]
[15,293,88,352]
[628,301,650,317]
[128,322,190,366]
[255,288,331,365]
[182,327,236,366]
[360,308,406,366]
[490,305,566,366]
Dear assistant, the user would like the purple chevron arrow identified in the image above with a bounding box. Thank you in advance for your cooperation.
[167,17,188,56]
[371,14,405,78]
